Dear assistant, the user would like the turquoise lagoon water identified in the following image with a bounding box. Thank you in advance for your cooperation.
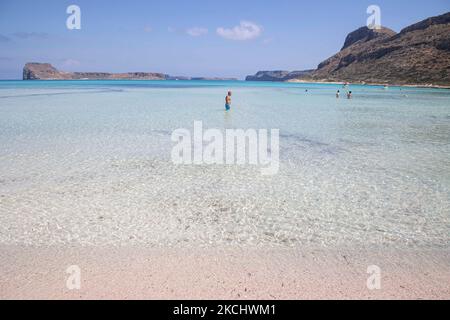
[0,80,449,248]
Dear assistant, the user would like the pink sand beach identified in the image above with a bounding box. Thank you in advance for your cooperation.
[1,246,449,300]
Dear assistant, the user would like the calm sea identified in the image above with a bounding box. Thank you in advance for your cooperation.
[0,80,449,248]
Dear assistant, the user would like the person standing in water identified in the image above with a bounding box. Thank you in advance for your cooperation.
[336,90,340,98]
[225,91,232,111]
[347,91,352,99]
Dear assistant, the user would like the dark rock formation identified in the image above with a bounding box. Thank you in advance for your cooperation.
[23,63,67,80]
[399,12,450,34]
[341,26,396,50]
[245,70,314,81]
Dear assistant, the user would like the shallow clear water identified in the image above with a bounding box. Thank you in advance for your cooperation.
[0,80,449,248]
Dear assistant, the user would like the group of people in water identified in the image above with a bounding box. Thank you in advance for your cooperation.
[336,90,352,99]
[224,87,352,111]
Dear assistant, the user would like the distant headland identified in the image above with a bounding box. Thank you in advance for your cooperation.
[22,63,237,81]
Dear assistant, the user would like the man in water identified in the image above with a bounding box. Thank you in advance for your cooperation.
[336,90,340,98]
[347,91,352,99]
[225,91,232,111]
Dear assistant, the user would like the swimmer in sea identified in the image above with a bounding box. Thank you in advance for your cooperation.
[225,91,232,111]
[347,91,352,99]
[336,90,340,98]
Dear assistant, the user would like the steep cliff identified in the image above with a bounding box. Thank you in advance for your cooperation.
[310,12,450,85]
[246,12,450,86]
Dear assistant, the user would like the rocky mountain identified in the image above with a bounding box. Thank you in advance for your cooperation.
[245,70,314,81]
[339,26,396,50]
[23,63,237,81]
[247,12,450,86]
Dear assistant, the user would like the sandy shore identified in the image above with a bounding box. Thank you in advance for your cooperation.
[286,79,450,89]
[1,246,449,300]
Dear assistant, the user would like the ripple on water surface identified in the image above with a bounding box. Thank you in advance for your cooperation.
[0,82,449,248]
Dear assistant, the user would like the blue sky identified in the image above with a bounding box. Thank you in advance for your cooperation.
[0,0,449,79]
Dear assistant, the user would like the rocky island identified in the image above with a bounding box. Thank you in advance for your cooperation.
[23,63,237,81]
[246,12,450,87]
[23,63,169,80]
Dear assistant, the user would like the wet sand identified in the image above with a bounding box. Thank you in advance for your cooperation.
[1,246,449,300]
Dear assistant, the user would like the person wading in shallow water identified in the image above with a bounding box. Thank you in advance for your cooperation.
[225,91,232,111]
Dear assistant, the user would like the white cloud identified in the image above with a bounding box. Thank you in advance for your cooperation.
[216,21,262,41]
[186,27,208,37]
